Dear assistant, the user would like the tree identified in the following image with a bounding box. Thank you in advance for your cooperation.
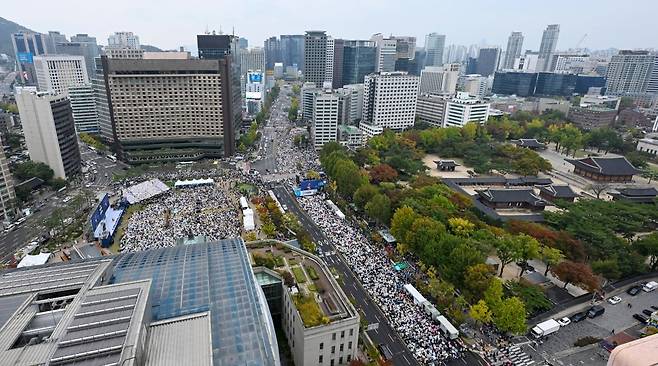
[494,235,526,276]
[14,161,55,182]
[369,163,398,184]
[591,259,622,280]
[619,96,635,110]
[463,264,494,302]
[442,242,485,287]
[493,297,527,335]
[641,168,658,184]
[635,232,658,271]
[408,217,445,254]
[484,278,504,310]
[540,246,564,276]
[365,194,391,225]
[469,300,493,326]
[517,235,541,278]
[586,182,611,199]
[353,184,379,210]
[447,217,475,237]
[334,159,365,198]
[390,206,418,246]
[551,261,599,291]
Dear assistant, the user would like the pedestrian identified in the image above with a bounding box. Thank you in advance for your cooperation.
[611,329,615,334]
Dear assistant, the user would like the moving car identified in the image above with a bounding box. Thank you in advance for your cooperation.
[557,317,571,327]
[587,305,605,318]
[627,285,642,296]
[607,296,622,305]
[633,313,649,324]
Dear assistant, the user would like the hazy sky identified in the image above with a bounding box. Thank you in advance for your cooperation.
[4,0,657,52]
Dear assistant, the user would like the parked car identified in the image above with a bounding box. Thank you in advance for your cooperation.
[607,296,622,305]
[557,317,571,327]
[633,313,649,324]
[642,309,654,316]
[643,281,658,292]
[571,312,587,323]
[587,305,605,318]
[651,306,658,311]
[627,285,642,296]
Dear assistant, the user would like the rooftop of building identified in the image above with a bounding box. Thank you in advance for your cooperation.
[476,188,547,206]
[565,156,639,176]
[247,242,356,329]
[0,239,280,366]
[536,184,579,198]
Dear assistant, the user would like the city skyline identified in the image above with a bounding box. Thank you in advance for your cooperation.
[2,0,657,53]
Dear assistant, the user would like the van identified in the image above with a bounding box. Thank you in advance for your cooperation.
[587,305,605,318]
[643,281,658,292]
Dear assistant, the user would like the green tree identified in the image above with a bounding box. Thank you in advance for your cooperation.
[14,161,55,182]
[365,193,391,225]
[540,246,564,276]
[390,206,418,246]
[408,217,445,254]
[591,259,622,280]
[484,278,504,310]
[334,159,364,198]
[493,297,527,334]
[469,300,493,325]
[353,184,379,210]
[442,242,485,287]
[463,263,494,302]
[635,232,658,271]
[494,235,526,276]
[447,217,475,237]
[517,235,541,278]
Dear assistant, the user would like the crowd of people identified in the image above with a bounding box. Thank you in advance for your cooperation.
[298,196,464,365]
[119,176,244,252]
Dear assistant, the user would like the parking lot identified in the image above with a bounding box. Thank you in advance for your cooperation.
[526,283,658,365]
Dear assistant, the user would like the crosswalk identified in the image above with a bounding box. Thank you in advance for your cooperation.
[486,345,537,366]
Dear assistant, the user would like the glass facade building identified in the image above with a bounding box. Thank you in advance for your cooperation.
[342,40,377,85]
[535,72,578,96]
[575,75,606,94]
[492,72,538,97]
[108,238,279,366]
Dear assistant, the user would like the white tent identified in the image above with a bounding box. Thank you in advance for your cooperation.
[18,252,52,268]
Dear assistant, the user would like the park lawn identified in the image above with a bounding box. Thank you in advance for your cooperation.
[304,265,319,280]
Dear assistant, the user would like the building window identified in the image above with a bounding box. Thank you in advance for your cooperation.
[339,357,343,364]
[319,355,323,363]
[320,342,324,350]
[332,332,336,341]
[349,329,353,337]
[348,341,352,349]
[331,345,335,354]
[340,344,344,352]
[340,330,345,338]
[330,360,335,366]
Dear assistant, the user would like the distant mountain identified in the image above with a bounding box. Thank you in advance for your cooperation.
[0,17,33,59]
[141,44,163,52]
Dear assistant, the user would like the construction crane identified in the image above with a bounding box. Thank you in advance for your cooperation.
[575,34,588,50]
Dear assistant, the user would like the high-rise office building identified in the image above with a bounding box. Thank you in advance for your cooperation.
[459,74,488,98]
[605,50,658,95]
[239,47,266,76]
[332,38,345,88]
[312,90,340,150]
[342,40,377,85]
[416,92,451,127]
[68,84,100,134]
[538,24,560,72]
[238,37,248,49]
[419,64,460,94]
[502,32,524,70]
[264,36,282,70]
[513,52,540,72]
[492,71,538,97]
[33,55,89,95]
[57,34,100,77]
[44,31,67,53]
[107,31,140,49]
[370,33,397,72]
[552,54,590,74]
[393,36,417,60]
[280,34,304,69]
[340,84,365,124]
[425,33,446,67]
[301,82,320,121]
[11,32,50,84]
[303,31,329,87]
[245,71,265,115]
[476,47,501,77]
[325,37,335,85]
[0,148,15,224]
[360,71,420,137]
[535,72,578,96]
[443,92,490,128]
[197,34,242,156]
[101,55,236,161]
[16,89,81,179]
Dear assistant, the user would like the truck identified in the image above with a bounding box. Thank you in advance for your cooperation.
[531,319,560,338]
[643,281,658,292]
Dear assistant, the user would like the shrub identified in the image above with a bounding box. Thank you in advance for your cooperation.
[574,336,601,347]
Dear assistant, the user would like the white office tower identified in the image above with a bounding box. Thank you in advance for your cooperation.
[513,52,540,72]
[392,36,416,60]
[416,92,451,127]
[0,148,15,224]
[341,84,364,124]
[68,84,100,134]
[33,55,89,95]
[312,90,340,150]
[419,64,460,94]
[459,74,488,98]
[107,31,140,49]
[273,62,284,79]
[605,50,658,95]
[105,48,144,59]
[443,91,490,128]
[552,54,591,74]
[425,33,446,67]
[370,33,397,72]
[301,82,320,121]
[502,32,524,70]
[325,37,335,84]
[15,89,81,179]
[239,48,266,77]
[245,71,265,115]
[538,24,560,72]
[360,72,420,137]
